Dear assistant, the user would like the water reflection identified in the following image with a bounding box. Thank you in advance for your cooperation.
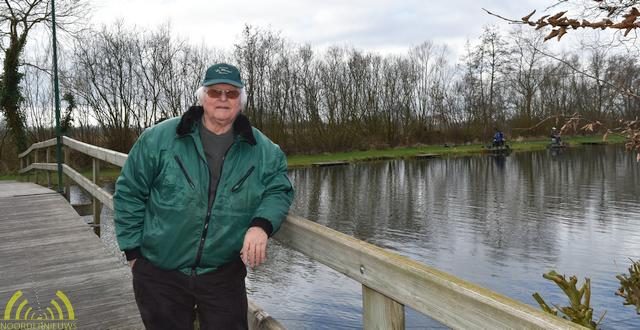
[277,145,640,329]
[78,145,639,329]
[70,183,125,265]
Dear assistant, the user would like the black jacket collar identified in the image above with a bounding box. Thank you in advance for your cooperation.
[176,106,256,145]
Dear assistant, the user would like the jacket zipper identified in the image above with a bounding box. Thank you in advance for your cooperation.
[174,156,195,189]
[192,140,235,275]
[231,166,255,192]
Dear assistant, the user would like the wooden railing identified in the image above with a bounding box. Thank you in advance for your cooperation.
[19,137,586,330]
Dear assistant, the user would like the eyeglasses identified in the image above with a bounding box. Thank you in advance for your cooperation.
[206,88,240,100]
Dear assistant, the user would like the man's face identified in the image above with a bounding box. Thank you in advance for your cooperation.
[202,83,242,130]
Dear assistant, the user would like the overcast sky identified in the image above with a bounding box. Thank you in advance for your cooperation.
[88,0,571,61]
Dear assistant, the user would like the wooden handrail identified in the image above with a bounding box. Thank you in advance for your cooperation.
[275,215,584,329]
[18,137,127,167]
[18,138,587,329]
[62,136,127,167]
[18,138,56,158]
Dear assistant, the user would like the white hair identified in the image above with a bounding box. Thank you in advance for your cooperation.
[195,86,247,110]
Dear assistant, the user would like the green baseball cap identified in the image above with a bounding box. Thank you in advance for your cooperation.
[202,63,244,88]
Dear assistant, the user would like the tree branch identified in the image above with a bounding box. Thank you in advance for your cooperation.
[20,61,51,75]
[482,8,524,24]
[485,1,640,41]
[536,46,640,99]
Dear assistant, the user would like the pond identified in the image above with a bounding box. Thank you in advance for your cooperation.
[76,144,640,329]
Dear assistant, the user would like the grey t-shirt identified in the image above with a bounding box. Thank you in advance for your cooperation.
[199,123,234,209]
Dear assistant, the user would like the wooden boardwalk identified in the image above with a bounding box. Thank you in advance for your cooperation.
[0,181,142,329]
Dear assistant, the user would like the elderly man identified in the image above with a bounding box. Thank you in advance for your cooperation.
[114,63,294,329]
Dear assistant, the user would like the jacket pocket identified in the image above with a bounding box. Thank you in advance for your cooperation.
[231,166,255,192]
[174,156,195,189]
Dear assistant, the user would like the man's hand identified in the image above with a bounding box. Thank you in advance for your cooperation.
[129,259,136,268]
[241,227,268,268]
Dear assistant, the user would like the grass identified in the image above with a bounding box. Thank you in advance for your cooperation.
[1,134,626,181]
[0,173,19,180]
[287,134,626,167]
[0,166,123,183]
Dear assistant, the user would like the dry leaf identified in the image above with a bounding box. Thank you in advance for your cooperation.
[522,10,536,22]
[545,29,560,41]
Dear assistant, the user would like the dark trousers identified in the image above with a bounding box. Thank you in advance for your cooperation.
[132,257,248,330]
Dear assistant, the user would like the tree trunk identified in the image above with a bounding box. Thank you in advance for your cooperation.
[1,39,29,153]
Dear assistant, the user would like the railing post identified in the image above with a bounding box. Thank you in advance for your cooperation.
[64,147,70,201]
[92,158,102,236]
[34,149,39,184]
[46,147,51,188]
[25,154,30,182]
[362,285,404,330]
[19,156,24,181]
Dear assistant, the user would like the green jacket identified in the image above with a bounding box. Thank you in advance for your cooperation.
[114,106,294,275]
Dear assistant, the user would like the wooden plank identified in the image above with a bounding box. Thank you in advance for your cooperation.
[34,149,39,183]
[63,164,114,210]
[64,148,71,201]
[21,163,115,209]
[0,223,94,240]
[363,285,404,330]
[311,161,349,167]
[63,136,128,167]
[72,203,94,216]
[93,158,102,236]
[248,300,286,330]
[274,214,586,329]
[21,165,113,210]
[19,136,127,172]
[46,147,51,187]
[17,138,56,158]
[0,182,142,329]
[0,251,115,274]
[0,257,122,286]
[17,137,127,168]
[0,181,55,197]
[414,153,439,159]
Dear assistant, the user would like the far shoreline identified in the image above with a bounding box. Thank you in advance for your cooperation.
[286,134,625,168]
[1,134,626,182]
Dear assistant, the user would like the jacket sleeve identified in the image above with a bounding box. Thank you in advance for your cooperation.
[251,146,294,235]
[113,131,157,257]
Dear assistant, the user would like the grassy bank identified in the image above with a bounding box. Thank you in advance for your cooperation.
[1,134,625,181]
[287,134,625,167]
[1,167,123,184]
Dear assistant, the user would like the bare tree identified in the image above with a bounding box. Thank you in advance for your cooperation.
[505,27,548,125]
[234,25,284,129]
[0,0,87,153]
[22,42,55,142]
[132,25,171,129]
[604,54,640,118]
[459,26,509,135]
[70,24,138,151]
[409,41,438,131]
[294,44,323,152]
[409,41,456,138]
